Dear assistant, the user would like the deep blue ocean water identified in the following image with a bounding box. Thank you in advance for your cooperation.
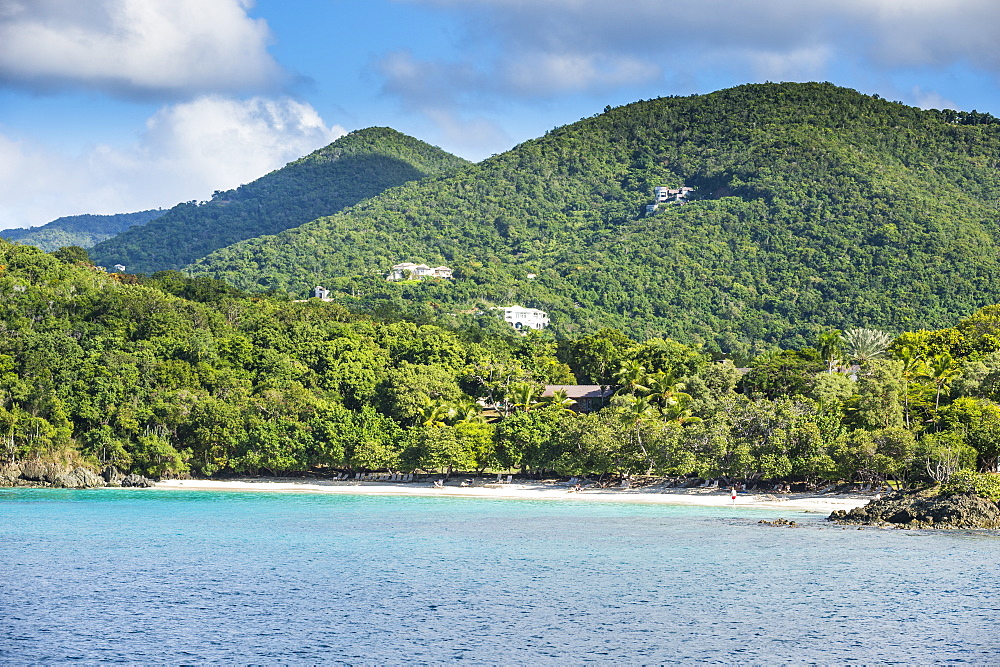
[1,488,999,664]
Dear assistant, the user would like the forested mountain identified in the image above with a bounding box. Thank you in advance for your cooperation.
[189,83,1000,357]
[89,128,471,274]
[1,209,165,252]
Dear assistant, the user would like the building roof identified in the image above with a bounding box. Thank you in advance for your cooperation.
[542,385,616,399]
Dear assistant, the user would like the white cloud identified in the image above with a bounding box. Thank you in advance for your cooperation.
[391,0,1000,100]
[909,86,958,111]
[0,96,345,229]
[0,0,285,98]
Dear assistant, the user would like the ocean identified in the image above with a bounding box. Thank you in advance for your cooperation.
[2,488,998,663]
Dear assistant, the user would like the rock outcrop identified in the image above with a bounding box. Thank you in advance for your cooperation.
[829,491,1000,529]
[121,473,155,488]
[101,465,125,487]
[51,467,105,488]
[0,461,155,488]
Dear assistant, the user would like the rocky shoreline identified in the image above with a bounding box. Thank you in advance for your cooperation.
[0,461,155,489]
[828,491,1000,529]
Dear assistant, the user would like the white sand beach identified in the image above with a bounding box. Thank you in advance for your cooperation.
[154,478,871,513]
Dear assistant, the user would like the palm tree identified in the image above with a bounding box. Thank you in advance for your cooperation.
[450,399,487,424]
[817,329,843,373]
[613,360,648,395]
[644,371,691,408]
[614,394,659,472]
[841,328,894,365]
[917,352,961,422]
[507,382,542,413]
[417,397,450,428]
[893,344,928,428]
[543,388,577,414]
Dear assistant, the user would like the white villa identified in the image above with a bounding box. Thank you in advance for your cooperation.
[654,186,695,203]
[493,305,550,330]
[387,262,454,281]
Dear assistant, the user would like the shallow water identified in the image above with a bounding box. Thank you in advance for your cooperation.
[1,488,998,663]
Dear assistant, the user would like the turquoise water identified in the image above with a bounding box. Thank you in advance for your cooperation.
[2,488,999,663]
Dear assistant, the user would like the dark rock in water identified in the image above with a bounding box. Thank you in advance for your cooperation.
[759,517,797,527]
[101,465,124,487]
[121,473,155,488]
[829,492,1000,529]
[52,467,105,489]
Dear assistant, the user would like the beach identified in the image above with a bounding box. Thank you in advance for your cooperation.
[154,478,872,513]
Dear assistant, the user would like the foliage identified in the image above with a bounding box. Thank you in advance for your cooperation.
[90,128,471,274]
[184,83,1000,356]
[942,469,1000,501]
[4,234,1000,487]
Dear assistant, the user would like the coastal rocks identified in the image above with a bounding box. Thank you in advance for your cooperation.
[20,460,65,483]
[0,461,155,488]
[758,518,797,527]
[829,491,1000,529]
[0,462,22,485]
[102,465,125,487]
[121,473,155,488]
[51,467,105,489]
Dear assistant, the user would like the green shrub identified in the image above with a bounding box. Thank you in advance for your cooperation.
[942,469,1000,501]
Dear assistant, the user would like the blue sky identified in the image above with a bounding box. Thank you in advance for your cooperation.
[2,0,1000,229]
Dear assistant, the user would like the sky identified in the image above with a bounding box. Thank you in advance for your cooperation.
[2,0,1000,229]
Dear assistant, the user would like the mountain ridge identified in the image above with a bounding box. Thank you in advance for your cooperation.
[89,127,471,274]
[186,83,1000,356]
[1,209,165,252]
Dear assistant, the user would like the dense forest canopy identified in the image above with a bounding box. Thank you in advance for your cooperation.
[3,240,1000,496]
[1,210,165,252]
[187,83,1000,358]
[89,127,471,274]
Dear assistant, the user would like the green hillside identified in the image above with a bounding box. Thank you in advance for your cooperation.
[188,83,1000,356]
[89,127,471,274]
[8,238,1000,486]
[1,209,165,252]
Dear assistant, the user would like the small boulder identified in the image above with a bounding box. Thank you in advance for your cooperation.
[101,465,125,487]
[121,474,155,488]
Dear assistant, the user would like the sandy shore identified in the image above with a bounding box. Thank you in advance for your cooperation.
[154,478,871,513]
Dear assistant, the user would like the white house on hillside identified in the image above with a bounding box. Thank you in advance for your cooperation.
[387,262,453,281]
[494,305,550,330]
[654,186,694,203]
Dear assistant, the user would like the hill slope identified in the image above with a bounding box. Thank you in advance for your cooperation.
[89,128,470,274]
[187,83,1000,355]
[1,210,165,252]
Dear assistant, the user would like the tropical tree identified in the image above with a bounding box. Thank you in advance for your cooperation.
[841,328,894,365]
[644,371,691,409]
[506,382,543,413]
[542,388,577,414]
[416,396,450,427]
[917,352,961,424]
[612,394,659,473]
[817,329,843,373]
[613,360,648,395]
[893,344,928,427]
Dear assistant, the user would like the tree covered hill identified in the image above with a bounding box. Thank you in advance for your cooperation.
[187,83,1000,357]
[89,127,471,274]
[1,209,165,252]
